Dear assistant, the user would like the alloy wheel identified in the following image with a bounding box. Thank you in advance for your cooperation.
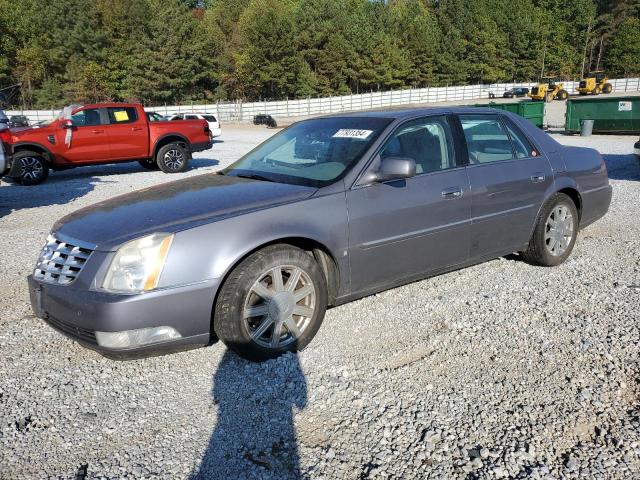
[163,149,184,170]
[20,157,44,181]
[545,204,574,256]
[243,265,316,349]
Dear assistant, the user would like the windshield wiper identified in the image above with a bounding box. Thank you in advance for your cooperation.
[234,173,275,182]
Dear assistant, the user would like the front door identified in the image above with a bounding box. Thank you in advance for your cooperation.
[347,115,471,294]
[58,107,111,163]
[457,114,554,259]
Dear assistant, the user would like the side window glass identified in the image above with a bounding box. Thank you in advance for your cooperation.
[503,120,538,159]
[108,107,138,125]
[70,108,102,127]
[380,116,455,175]
[185,115,198,120]
[459,115,514,164]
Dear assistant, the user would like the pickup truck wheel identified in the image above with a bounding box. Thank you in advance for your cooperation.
[138,158,159,170]
[522,193,578,267]
[214,244,328,362]
[156,143,189,173]
[13,151,49,185]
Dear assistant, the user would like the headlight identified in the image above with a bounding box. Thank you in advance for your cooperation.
[102,233,174,293]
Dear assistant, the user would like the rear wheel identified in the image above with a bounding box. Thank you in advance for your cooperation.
[156,143,189,173]
[13,151,50,185]
[214,244,328,362]
[522,193,578,267]
[558,89,569,100]
[545,92,554,103]
[594,86,602,95]
[602,83,613,94]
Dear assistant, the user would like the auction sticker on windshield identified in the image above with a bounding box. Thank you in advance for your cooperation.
[333,129,373,139]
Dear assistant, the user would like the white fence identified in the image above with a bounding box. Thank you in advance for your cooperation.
[8,77,640,124]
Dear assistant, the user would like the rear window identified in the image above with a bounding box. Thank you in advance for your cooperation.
[108,107,138,124]
[202,115,217,122]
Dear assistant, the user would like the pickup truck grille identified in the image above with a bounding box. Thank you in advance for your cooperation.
[34,235,94,285]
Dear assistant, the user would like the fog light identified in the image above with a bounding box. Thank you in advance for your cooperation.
[95,326,181,349]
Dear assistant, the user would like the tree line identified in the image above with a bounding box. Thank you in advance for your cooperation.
[0,0,638,108]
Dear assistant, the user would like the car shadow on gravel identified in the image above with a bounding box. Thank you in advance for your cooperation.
[0,176,103,219]
[190,351,306,480]
[603,154,640,181]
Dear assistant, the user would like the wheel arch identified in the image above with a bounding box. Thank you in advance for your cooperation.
[152,133,190,159]
[12,142,54,164]
[209,236,341,339]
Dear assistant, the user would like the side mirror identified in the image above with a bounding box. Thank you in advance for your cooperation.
[375,156,416,182]
[62,120,73,129]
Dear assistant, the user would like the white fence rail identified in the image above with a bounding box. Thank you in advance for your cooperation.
[8,77,640,124]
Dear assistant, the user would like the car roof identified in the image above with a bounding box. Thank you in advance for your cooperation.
[317,106,506,121]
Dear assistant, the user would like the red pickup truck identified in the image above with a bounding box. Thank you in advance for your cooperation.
[5,103,212,185]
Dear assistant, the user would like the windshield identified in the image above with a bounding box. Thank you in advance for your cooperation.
[223,117,392,187]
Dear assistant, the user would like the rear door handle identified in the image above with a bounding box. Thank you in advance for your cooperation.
[530,174,545,183]
[441,187,463,199]
[91,129,105,134]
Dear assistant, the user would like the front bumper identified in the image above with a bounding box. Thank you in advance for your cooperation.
[28,275,219,359]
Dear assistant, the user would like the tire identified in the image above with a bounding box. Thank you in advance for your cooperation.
[602,83,613,94]
[522,193,579,267]
[214,244,328,362]
[156,143,189,173]
[558,89,568,100]
[13,151,50,185]
[545,92,554,103]
[594,86,601,95]
[138,158,159,170]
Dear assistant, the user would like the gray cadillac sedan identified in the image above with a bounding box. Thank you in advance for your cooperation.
[28,107,612,361]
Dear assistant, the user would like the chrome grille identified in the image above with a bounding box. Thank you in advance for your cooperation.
[33,234,94,285]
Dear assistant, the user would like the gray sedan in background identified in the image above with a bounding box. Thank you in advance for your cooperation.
[28,107,612,361]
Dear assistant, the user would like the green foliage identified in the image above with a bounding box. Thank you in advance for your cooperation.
[0,0,637,107]
[605,17,640,75]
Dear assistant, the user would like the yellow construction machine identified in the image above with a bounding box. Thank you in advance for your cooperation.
[528,77,569,102]
[577,71,613,95]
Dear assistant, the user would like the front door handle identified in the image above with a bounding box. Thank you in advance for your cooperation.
[91,129,105,134]
[131,127,143,132]
[441,187,463,199]
[530,174,545,183]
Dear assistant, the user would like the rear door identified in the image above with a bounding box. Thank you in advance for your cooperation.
[59,107,111,163]
[457,114,553,259]
[346,115,471,293]
[104,106,149,160]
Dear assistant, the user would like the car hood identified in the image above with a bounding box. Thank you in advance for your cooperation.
[53,174,317,250]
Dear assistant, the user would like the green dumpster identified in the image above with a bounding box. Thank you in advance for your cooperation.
[565,96,640,134]
[467,101,545,128]
[485,101,545,128]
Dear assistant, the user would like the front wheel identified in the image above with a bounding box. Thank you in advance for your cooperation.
[13,151,50,185]
[156,143,189,173]
[522,193,578,267]
[214,244,328,362]
[557,89,569,100]
[602,83,613,94]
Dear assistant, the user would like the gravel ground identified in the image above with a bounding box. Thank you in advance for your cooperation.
[0,126,639,479]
